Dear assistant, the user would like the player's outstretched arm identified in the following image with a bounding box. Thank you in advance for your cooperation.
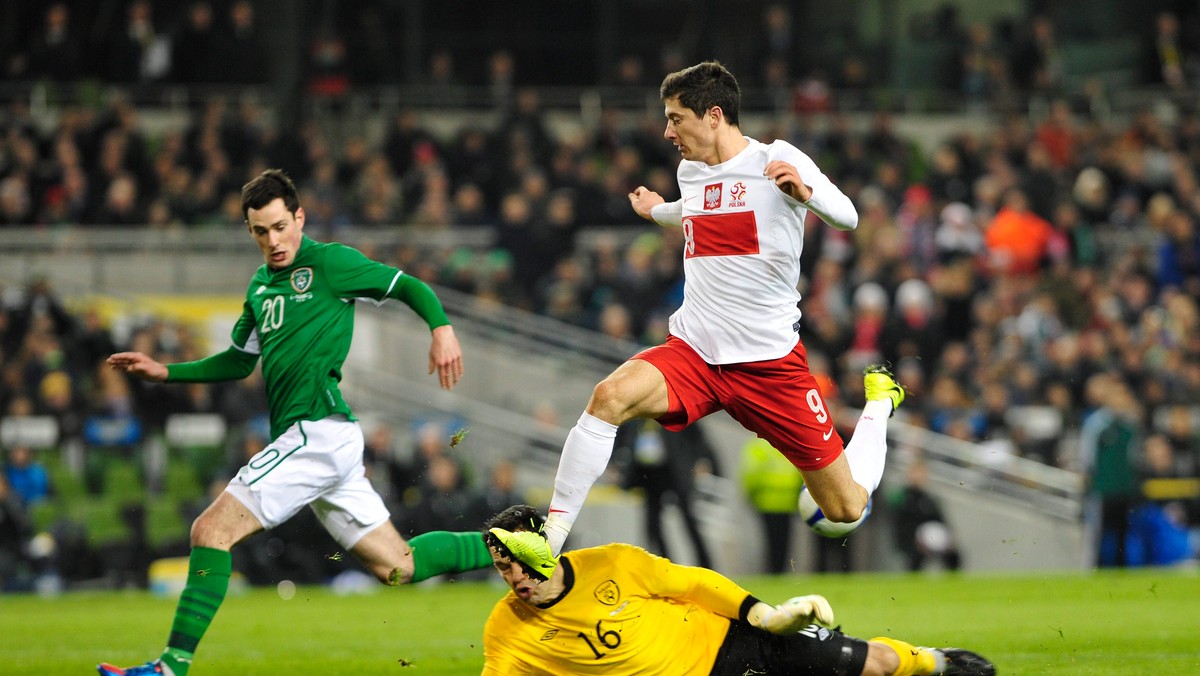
[747,594,835,635]
[428,324,464,390]
[107,352,169,382]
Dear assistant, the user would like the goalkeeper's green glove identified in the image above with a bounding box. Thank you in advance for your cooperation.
[747,594,835,635]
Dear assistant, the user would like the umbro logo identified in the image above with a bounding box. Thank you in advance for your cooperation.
[539,630,558,641]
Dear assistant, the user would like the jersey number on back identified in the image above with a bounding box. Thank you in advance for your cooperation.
[262,296,285,333]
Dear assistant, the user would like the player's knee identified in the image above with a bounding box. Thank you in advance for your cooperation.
[820,499,867,524]
[587,379,628,422]
[382,565,409,586]
[190,515,227,548]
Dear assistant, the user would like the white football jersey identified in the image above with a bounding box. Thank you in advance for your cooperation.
[653,137,857,364]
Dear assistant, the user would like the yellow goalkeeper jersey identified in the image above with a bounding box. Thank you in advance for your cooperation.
[482,543,750,675]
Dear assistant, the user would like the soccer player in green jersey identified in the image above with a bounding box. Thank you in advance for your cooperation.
[98,169,493,676]
[484,505,996,676]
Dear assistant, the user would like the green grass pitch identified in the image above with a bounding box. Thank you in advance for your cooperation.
[4,568,1198,674]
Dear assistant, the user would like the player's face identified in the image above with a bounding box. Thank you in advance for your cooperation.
[663,96,716,163]
[491,548,552,605]
[246,197,305,269]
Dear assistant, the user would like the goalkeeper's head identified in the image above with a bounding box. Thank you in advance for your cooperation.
[483,504,557,585]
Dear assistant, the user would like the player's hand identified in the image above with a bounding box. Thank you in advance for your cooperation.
[749,595,835,634]
[106,352,169,382]
[763,160,812,202]
[428,325,464,390]
[628,186,665,221]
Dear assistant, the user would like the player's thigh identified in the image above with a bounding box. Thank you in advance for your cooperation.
[724,352,843,470]
[710,620,868,675]
[310,471,391,551]
[226,417,360,533]
[620,337,725,427]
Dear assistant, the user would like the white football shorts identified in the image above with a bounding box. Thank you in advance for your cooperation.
[225,415,390,549]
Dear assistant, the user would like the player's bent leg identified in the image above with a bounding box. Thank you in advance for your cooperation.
[869,637,937,675]
[801,457,870,524]
[837,364,905,504]
[545,359,670,556]
[350,521,493,585]
[351,520,415,584]
[99,493,257,676]
[869,637,996,676]
[586,358,671,423]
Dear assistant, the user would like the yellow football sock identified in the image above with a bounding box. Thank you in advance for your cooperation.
[871,637,939,675]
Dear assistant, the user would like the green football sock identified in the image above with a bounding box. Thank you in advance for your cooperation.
[408,531,492,583]
[160,546,232,675]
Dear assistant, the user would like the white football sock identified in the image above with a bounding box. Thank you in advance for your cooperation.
[544,412,618,555]
[842,399,892,495]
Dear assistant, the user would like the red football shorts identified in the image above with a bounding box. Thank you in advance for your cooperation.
[633,335,843,471]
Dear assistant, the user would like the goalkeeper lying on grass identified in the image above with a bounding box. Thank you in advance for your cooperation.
[482,505,995,676]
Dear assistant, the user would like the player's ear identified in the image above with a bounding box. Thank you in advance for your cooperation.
[708,106,722,128]
[294,206,306,230]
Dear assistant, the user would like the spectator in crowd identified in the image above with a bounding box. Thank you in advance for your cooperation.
[1143,11,1196,89]
[104,0,170,83]
[1126,433,1194,566]
[613,420,718,568]
[406,454,475,536]
[891,459,962,572]
[984,188,1058,276]
[0,473,33,591]
[470,460,523,531]
[221,0,267,84]
[1011,14,1064,95]
[1078,376,1144,568]
[22,3,81,82]
[3,445,50,507]
[740,437,804,574]
[171,2,221,84]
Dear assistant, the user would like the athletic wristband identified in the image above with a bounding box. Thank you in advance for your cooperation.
[739,595,762,623]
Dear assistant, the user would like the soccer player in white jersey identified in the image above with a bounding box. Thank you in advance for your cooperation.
[98,170,494,676]
[537,61,906,567]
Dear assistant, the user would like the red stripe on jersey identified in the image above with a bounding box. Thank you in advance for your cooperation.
[683,211,760,258]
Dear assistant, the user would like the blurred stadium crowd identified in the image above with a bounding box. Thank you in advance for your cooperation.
[2,2,1200,590]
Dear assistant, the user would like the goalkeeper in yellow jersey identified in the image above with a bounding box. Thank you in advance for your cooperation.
[482,505,995,676]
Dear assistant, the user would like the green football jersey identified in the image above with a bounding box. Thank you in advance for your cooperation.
[232,237,403,440]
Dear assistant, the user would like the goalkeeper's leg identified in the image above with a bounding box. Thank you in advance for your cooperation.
[869,637,996,675]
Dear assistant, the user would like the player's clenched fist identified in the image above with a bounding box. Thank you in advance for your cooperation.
[628,186,665,221]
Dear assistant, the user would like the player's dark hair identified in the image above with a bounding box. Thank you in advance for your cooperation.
[482,504,546,555]
[660,60,741,127]
[241,168,300,221]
